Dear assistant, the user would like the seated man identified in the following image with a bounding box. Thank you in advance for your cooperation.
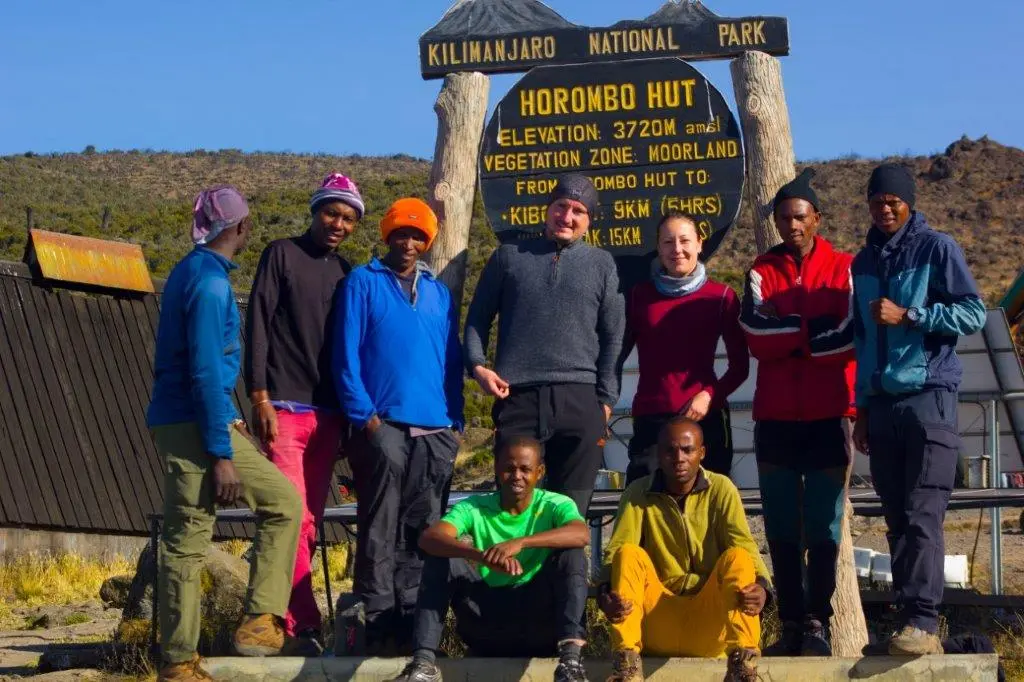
[389,436,591,682]
[599,417,772,682]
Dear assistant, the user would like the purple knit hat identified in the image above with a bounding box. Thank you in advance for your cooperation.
[191,185,250,245]
[310,173,365,218]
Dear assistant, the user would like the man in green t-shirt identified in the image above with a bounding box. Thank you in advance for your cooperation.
[388,436,591,682]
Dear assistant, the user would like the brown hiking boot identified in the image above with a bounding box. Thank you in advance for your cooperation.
[724,648,759,682]
[606,649,643,682]
[888,625,943,656]
[157,654,213,682]
[234,613,286,657]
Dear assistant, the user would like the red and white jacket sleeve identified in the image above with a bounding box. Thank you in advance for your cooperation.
[739,264,806,361]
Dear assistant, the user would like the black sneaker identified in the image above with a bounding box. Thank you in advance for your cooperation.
[554,657,589,682]
[801,619,832,656]
[387,660,442,682]
[283,628,324,657]
[762,620,801,656]
[333,594,365,656]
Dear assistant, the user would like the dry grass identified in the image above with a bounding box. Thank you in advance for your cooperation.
[311,543,353,595]
[0,552,134,608]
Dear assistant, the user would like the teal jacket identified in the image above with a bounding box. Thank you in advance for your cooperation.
[851,212,985,406]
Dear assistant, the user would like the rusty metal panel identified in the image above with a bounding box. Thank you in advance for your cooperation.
[29,229,155,293]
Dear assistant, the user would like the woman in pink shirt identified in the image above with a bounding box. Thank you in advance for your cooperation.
[621,212,749,484]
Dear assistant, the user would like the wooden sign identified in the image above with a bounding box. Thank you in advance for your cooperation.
[479,57,744,292]
[420,0,788,79]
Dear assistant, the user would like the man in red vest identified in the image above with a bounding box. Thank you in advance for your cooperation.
[740,169,856,657]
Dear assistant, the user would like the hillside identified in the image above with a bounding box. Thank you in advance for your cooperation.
[1,136,1020,307]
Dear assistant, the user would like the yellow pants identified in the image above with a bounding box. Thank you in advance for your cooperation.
[609,544,760,657]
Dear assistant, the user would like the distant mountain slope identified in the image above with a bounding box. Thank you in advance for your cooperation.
[0,136,1020,306]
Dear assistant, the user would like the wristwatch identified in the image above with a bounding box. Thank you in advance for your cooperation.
[905,306,923,327]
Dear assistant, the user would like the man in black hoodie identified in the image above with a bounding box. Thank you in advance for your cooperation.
[244,173,362,652]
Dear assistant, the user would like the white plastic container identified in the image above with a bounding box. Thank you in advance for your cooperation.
[944,555,969,588]
[853,547,875,579]
[870,553,893,585]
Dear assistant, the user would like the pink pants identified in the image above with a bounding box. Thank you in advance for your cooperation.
[267,409,346,635]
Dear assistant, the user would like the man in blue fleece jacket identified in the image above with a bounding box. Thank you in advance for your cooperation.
[334,197,464,653]
[851,163,986,656]
[147,186,302,681]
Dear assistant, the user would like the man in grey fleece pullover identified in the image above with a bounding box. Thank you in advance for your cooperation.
[464,173,625,515]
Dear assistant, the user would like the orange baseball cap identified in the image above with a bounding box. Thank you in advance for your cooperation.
[380,198,438,250]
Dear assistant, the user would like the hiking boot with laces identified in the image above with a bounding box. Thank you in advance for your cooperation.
[554,656,590,682]
[762,620,801,656]
[157,654,213,682]
[605,649,643,682]
[387,659,443,682]
[800,618,832,656]
[234,613,286,657]
[888,625,943,656]
[723,648,759,682]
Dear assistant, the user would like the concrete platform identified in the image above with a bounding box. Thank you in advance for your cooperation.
[203,654,999,681]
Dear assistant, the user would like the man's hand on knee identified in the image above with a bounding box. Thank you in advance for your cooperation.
[597,584,633,624]
[737,583,767,616]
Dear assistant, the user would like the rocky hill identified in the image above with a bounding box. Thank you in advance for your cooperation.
[0,135,1020,305]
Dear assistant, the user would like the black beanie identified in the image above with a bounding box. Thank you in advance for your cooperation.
[773,168,820,212]
[548,173,599,217]
[867,163,915,209]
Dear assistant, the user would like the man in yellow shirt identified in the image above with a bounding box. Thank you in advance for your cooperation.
[598,417,771,682]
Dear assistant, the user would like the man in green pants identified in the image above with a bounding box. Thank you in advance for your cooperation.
[147,185,302,682]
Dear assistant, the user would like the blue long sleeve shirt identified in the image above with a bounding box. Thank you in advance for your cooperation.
[147,247,242,458]
[333,258,464,430]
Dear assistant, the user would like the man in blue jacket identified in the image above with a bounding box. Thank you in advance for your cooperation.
[334,197,464,654]
[851,164,986,656]
[147,186,302,682]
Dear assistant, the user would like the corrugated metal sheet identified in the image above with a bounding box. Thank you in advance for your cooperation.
[28,230,155,294]
[0,264,351,539]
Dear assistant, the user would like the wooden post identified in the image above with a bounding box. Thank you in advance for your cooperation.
[25,206,34,233]
[730,51,793,254]
[731,51,868,654]
[830,495,869,656]
[425,71,490,305]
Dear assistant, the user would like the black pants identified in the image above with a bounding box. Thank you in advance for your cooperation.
[868,390,959,634]
[625,408,734,485]
[755,417,850,624]
[348,422,458,644]
[412,549,588,656]
[493,383,606,515]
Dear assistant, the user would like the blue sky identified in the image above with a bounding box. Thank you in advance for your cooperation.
[2,0,1022,161]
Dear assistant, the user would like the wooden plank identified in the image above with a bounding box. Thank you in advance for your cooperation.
[91,297,163,517]
[861,588,1024,609]
[116,297,165,519]
[17,283,97,529]
[38,289,122,531]
[54,294,134,532]
[100,297,163,509]
[0,279,66,527]
[70,295,148,531]
[0,320,32,525]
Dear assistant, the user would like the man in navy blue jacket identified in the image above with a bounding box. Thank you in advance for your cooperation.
[852,164,985,656]
[334,197,464,653]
